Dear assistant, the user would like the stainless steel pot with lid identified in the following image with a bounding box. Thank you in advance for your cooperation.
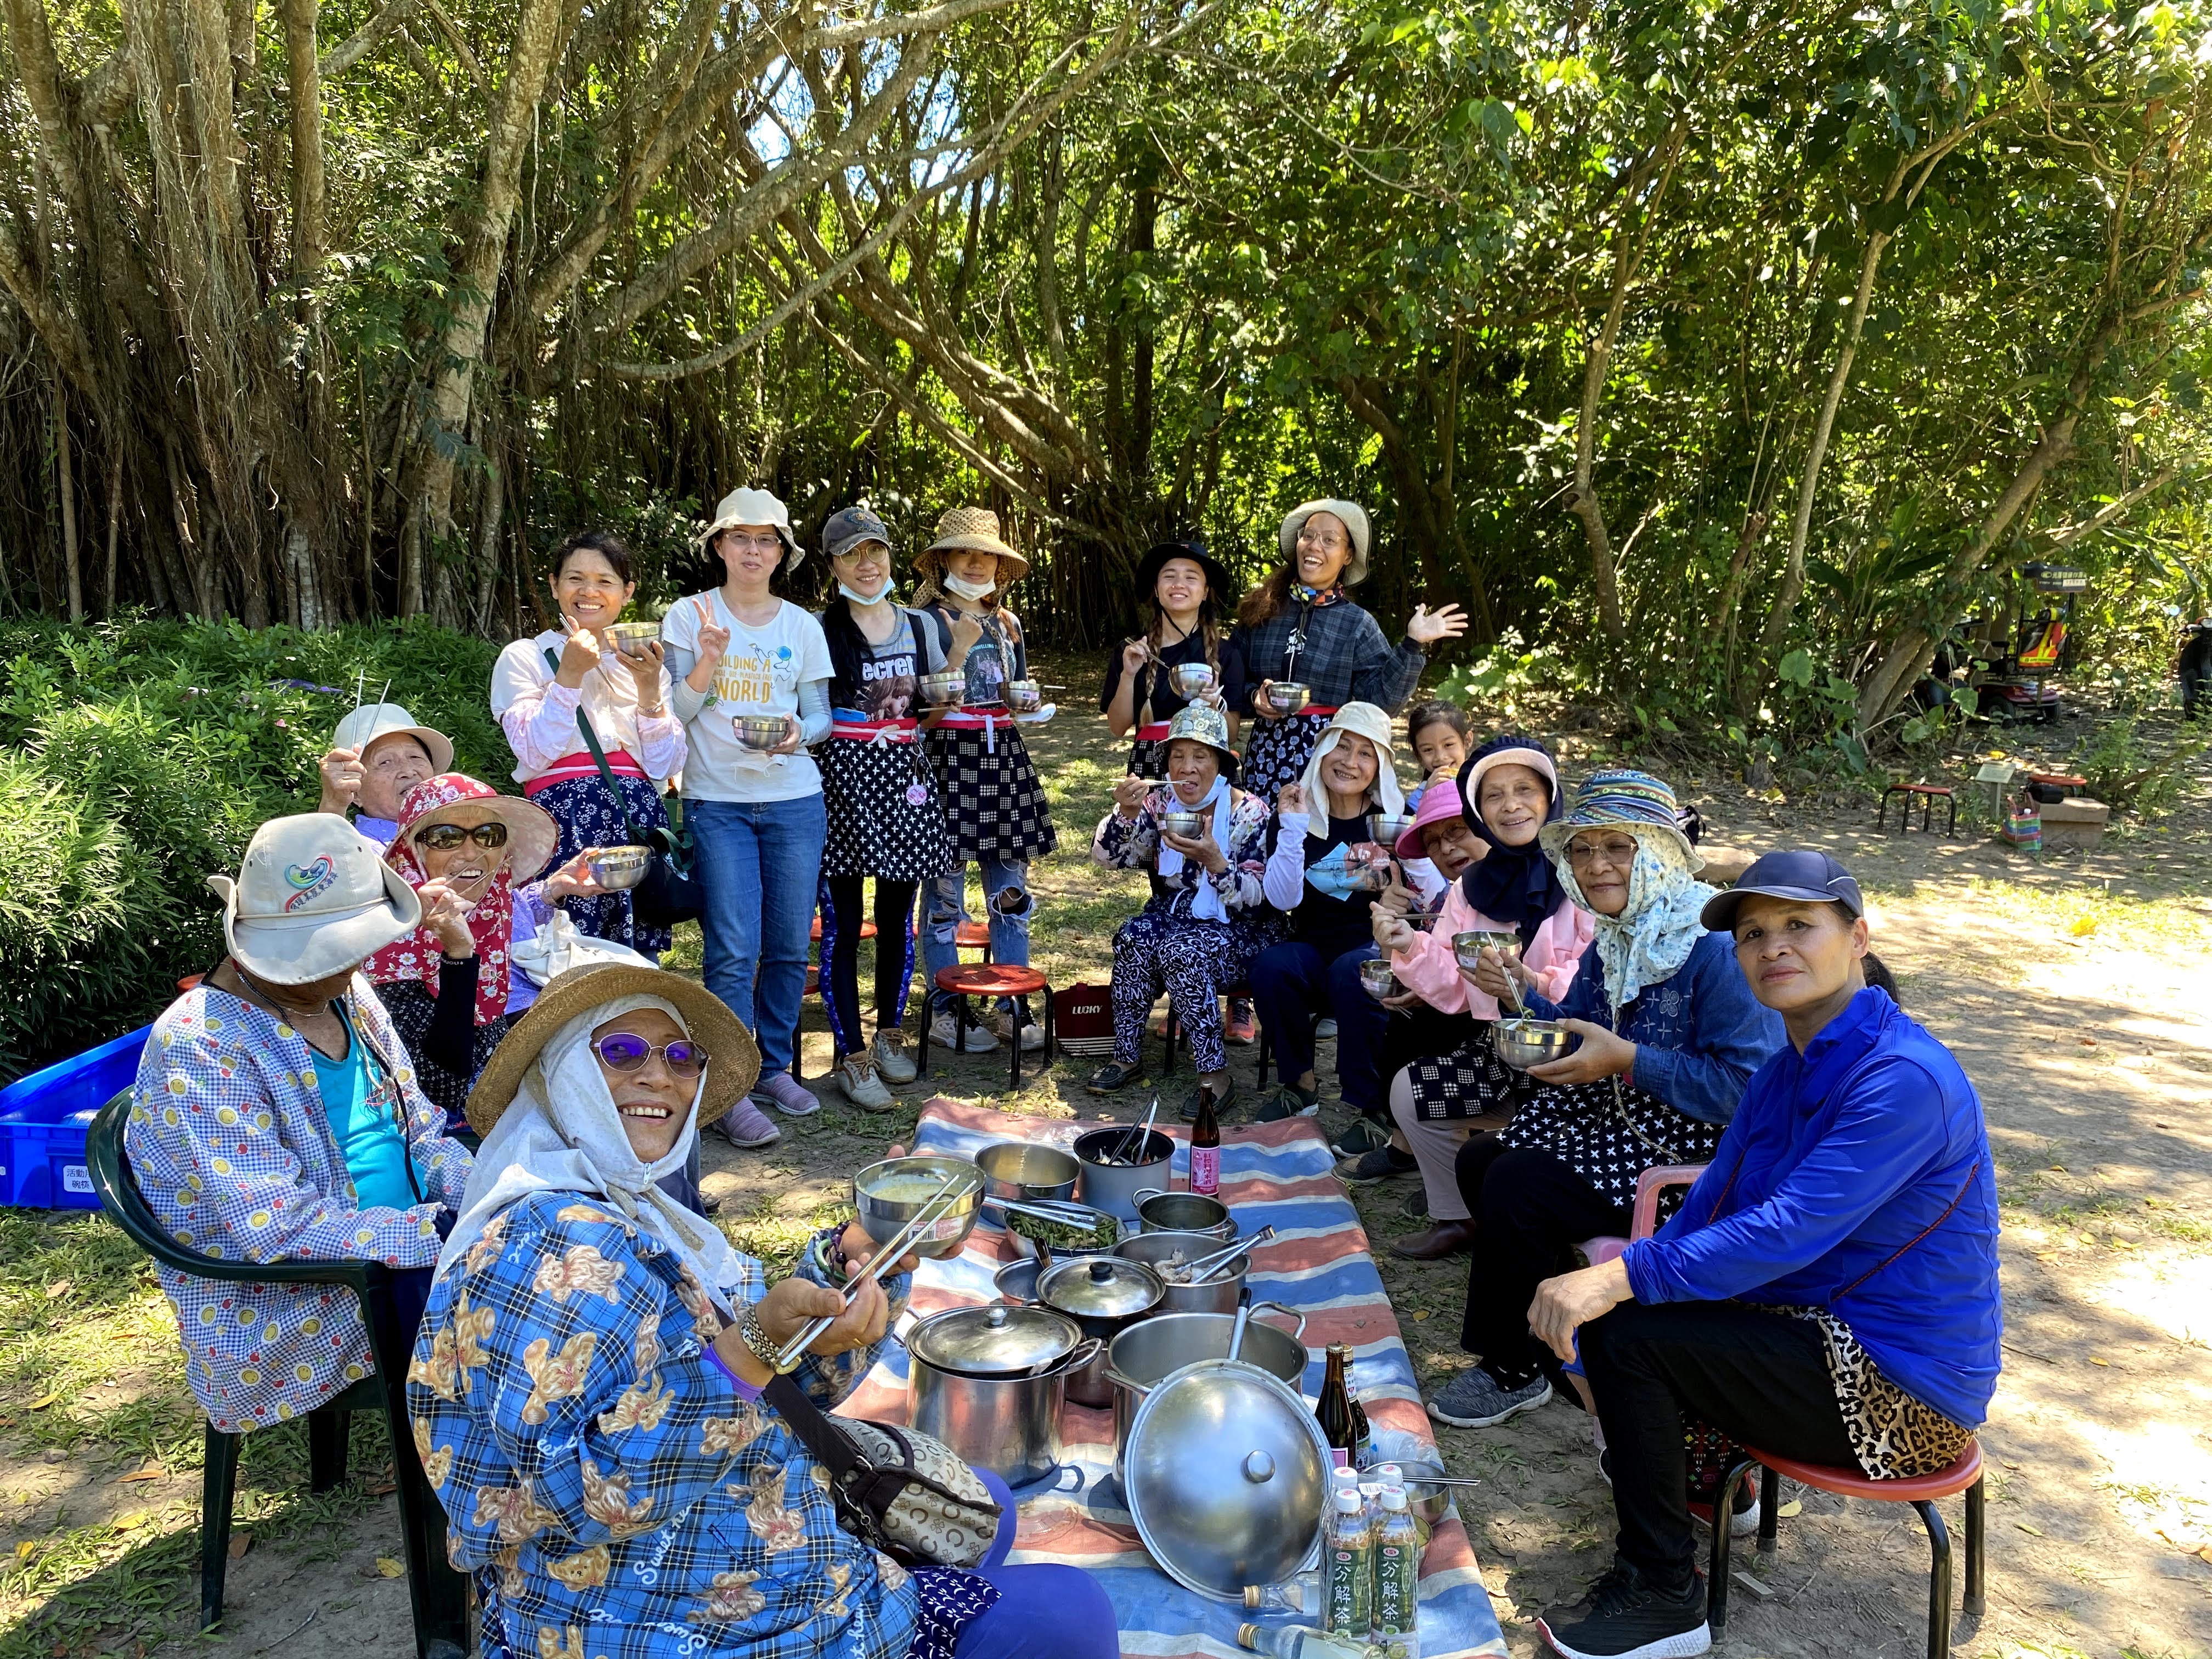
[1037,1255,1164,1407]
[906,1304,1098,1488]
[1121,1357,1332,1601]
[908,1302,1081,1376]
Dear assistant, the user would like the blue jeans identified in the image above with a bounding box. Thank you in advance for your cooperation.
[954,1470,1118,1659]
[1249,938,1388,1113]
[922,857,1030,1017]
[689,794,827,1076]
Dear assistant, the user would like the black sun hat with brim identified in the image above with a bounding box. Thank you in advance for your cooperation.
[1133,538,1235,613]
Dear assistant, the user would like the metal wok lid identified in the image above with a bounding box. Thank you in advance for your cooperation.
[907,1303,1081,1376]
[1039,1255,1163,1319]
[1122,1358,1331,1600]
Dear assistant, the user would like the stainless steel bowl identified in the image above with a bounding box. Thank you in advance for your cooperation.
[1005,678,1043,713]
[1002,1197,1124,1263]
[1454,929,1522,972]
[993,1257,1041,1305]
[1159,811,1206,839]
[1169,663,1218,697]
[586,845,652,891]
[1135,1187,1234,1240]
[852,1155,984,1259]
[602,620,660,654]
[1115,1229,1248,1316]
[1358,959,1399,1001]
[733,713,789,751]
[918,672,966,707]
[975,1141,1080,1205]
[1493,1018,1578,1071]
[1266,682,1312,714]
[1368,812,1417,847]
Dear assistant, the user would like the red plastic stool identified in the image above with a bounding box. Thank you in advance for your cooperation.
[953,920,993,962]
[1709,1438,1984,1655]
[804,917,879,997]
[809,917,879,943]
[915,964,1052,1092]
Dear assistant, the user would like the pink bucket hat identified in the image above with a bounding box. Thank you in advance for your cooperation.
[1395,780,1471,859]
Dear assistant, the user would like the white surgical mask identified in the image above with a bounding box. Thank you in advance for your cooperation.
[838,577,893,606]
[944,574,996,602]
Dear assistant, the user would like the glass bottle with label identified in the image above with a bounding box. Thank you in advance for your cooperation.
[1189,1085,1221,1197]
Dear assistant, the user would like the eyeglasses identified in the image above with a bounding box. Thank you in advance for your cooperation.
[592,1032,708,1079]
[1565,835,1640,870]
[414,821,510,851]
[718,532,784,555]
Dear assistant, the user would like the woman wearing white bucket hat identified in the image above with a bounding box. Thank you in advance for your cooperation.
[123,815,476,1436]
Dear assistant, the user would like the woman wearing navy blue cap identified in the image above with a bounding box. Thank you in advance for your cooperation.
[1522,850,2000,1659]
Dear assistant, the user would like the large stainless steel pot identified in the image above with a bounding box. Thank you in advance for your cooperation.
[1036,1255,1165,1407]
[1115,1229,1245,1315]
[1133,1187,1235,1239]
[906,1304,1101,1487]
[1073,1126,1175,1218]
[1102,1304,1308,1469]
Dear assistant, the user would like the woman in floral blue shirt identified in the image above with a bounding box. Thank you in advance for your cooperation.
[410,963,1114,1659]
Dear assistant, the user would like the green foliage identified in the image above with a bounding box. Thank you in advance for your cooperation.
[0,618,504,1081]
[2069,716,2210,819]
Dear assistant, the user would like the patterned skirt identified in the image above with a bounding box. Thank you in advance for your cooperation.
[528,772,675,958]
[1240,713,1328,804]
[1127,736,1170,780]
[1404,1023,1539,1122]
[1496,1076,1723,1206]
[924,726,1058,862]
[822,737,951,882]
[377,981,511,1126]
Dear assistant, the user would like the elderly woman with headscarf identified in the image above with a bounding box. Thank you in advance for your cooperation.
[1246,702,1404,1123]
[409,964,1115,1659]
[126,815,473,1436]
[1225,499,1466,803]
[1423,771,1785,1434]
[1085,703,1278,1120]
[1364,737,1596,1259]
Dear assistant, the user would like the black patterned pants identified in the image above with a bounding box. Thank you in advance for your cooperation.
[1109,909,1255,1074]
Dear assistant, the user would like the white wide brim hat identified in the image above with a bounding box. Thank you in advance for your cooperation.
[210,816,424,984]
[331,703,455,775]
[697,487,801,567]
[1278,499,1372,586]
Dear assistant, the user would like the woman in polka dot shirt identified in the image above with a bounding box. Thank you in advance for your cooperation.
[126,815,475,1433]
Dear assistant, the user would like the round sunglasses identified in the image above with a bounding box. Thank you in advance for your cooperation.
[592,1032,708,1079]
[414,821,510,852]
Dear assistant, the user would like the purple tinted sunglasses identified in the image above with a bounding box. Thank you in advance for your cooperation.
[593,1032,708,1079]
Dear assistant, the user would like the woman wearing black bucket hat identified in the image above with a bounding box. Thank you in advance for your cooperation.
[1101,537,1245,778]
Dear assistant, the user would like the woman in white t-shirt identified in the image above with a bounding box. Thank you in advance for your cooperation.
[661,487,834,1129]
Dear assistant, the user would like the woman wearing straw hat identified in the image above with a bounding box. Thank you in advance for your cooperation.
[1423,770,1783,1434]
[1101,537,1244,780]
[492,530,686,959]
[915,506,1057,1054]
[1087,703,1277,1119]
[124,815,475,1436]
[411,963,1117,1659]
[662,487,835,1136]
[1227,499,1467,803]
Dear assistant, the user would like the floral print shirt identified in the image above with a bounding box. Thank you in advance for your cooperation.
[409,1192,919,1659]
[126,981,475,1434]
[1092,786,1271,919]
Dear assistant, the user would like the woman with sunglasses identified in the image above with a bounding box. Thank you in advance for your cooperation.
[413,963,1118,1659]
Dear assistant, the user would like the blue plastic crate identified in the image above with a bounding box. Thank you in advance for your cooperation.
[0,1024,152,1210]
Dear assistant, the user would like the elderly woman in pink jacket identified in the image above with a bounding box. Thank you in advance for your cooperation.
[1370,737,1593,1259]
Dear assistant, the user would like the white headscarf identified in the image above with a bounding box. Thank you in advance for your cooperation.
[433,994,746,1309]
[1156,772,1235,923]
[1295,702,1404,819]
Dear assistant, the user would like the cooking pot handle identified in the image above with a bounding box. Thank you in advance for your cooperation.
[1102,1365,1148,1398]
[1043,1336,1105,1380]
[1249,1300,1308,1342]
[1132,1187,1166,1206]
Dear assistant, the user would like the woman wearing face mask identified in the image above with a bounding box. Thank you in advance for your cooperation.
[1101,538,1244,778]
[1422,771,1784,1434]
[410,962,1118,1659]
[662,488,835,1141]
[491,531,685,958]
[1249,703,1403,1123]
[1366,739,1596,1259]
[1228,499,1466,803]
[813,506,962,1110]
[1086,704,1277,1119]
[915,507,1057,1054]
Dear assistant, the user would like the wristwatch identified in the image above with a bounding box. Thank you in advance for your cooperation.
[737,1302,793,1374]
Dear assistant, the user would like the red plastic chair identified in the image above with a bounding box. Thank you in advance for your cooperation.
[915,964,1053,1092]
[1710,1440,1985,1656]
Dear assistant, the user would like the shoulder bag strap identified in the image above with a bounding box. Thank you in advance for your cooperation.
[763,1372,867,1480]
[543,646,645,847]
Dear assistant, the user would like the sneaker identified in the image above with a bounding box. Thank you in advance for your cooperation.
[997,1006,1046,1052]
[1689,1479,1763,1538]
[872,1030,918,1085]
[1314,1017,1339,1040]
[1086,1059,1147,1096]
[836,1054,898,1112]
[1336,1146,1418,1183]
[753,1071,821,1116]
[1179,1077,1237,1121]
[1254,1084,1320,1121]
[715,1097,782,1149]
[1402,1188,1430,1220]
[1426,1367,1553,1429]
[1330,1116,1395,1158]
[1536,1560,1709,1659]
[1224,1000,1257,1046]
[929,1011,1000,1053]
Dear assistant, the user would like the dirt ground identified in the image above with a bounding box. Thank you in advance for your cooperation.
[4,680,2209,1659]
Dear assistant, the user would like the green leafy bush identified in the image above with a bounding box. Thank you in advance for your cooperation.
[2071,716,2210,819]
[0,618,506,1082]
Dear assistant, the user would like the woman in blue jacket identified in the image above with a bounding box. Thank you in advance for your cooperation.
[1523,850,1999,1659]
[1424,772,1784,1421]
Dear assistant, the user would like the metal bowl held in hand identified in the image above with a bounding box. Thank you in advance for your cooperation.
[1074,1127,1175,1218]
[1492,1018,1578,1071]
[601,620,660,654]
[1037,1255,1165,1408]
[1121,1355,1333,1601]
[975,1141,1079,1206]
[853,1155,984,1259]
[1104,1304,1310,1471]
[1452,929,1515,972]
[1358,959,1399,1001]
[586,845,652,891]
[1005,678,1043,713]
[1159,811,1206,840]
[733,714,789,752]
[1116,1229,1247,1315]
[918,672,966,708]
[1135,1187,1235,1241]
[1266,682,1312,714]
[1368,812,1417,848]
[1169,663,1218,698]
[906,1304,1098,1487]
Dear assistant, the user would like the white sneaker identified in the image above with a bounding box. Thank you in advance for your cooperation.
[837,1054,898,1111]
[996,1010,1046,1052]
[930,1012,999,1053]
[872,1030,918,1084]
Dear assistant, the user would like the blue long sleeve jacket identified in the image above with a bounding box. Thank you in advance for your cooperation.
[1622,986,2001,1429]
[1519,929,1785,1125]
